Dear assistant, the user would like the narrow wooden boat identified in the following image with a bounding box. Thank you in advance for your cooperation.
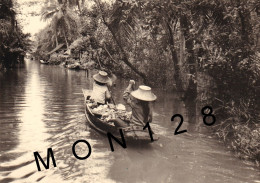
[66,63,80,70]
[40,60,49,64]
[82,89,158,143]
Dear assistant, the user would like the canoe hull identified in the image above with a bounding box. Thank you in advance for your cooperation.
[40,60,48,64]
[82,89,158,143]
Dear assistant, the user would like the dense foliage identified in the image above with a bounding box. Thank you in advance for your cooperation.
[35,0,260,164]
[0,0,29,69]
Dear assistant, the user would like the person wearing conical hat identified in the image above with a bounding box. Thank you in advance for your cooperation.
[90,71,112,104]
[113,80,157,128]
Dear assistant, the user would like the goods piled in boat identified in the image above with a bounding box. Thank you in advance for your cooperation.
[92,104,111,114]
[86,100,131,122]
[115,110,132,121]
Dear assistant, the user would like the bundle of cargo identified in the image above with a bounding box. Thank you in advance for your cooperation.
[92,104,111,115]
[87,102,131,122]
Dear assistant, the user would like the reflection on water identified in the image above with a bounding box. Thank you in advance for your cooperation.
[0,60,259,183]
[19,70,49,151]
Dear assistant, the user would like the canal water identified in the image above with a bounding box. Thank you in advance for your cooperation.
[0,60,259,183]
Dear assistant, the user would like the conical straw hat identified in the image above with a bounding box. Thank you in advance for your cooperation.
[93,71,111,84]
[131,85,157,101]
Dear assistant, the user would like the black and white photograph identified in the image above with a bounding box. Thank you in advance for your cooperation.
[0,0,260,182]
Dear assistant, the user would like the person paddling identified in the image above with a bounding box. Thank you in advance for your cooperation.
[113,80,157,128]
[90,71,112,105]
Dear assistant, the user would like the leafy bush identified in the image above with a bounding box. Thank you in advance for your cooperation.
[215,100,260,165]
[48,53,66,64]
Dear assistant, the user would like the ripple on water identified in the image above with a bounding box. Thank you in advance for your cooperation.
[0,61,259,183]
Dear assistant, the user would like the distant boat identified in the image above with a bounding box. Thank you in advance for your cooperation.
[40,60,49,64]
[66,62,80,70]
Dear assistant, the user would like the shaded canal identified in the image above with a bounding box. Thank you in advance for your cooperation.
[0,60,259,183]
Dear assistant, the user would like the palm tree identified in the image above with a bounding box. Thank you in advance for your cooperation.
[41,0,79,49]
[95,0,148,82]
[57,0,84,12]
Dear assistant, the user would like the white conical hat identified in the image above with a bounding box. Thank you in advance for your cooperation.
[131,85,157,101]
[93,71,111,84]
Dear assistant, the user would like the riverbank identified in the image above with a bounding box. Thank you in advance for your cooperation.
[214,105,260,166]
[36,52,142,81]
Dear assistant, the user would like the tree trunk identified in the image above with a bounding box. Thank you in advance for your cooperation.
[165,20,184,92]
[180,15,197,100]
[76,0,81,12]
[63,29,69,49]
[55,33,59,47]
[81,0,85,8]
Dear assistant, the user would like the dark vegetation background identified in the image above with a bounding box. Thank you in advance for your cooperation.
[0,0,30,69]
[1,0,260,165]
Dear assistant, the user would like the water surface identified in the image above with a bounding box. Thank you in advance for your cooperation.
[0,60,259,183]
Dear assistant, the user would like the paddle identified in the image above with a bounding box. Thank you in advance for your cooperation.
[111,95,116,105]
[107,73,117,106]
[107,84,116,105]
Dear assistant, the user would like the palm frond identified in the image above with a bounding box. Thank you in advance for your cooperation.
[109,0,137,41]
[41,10,58,21]
[40,1,60,21]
